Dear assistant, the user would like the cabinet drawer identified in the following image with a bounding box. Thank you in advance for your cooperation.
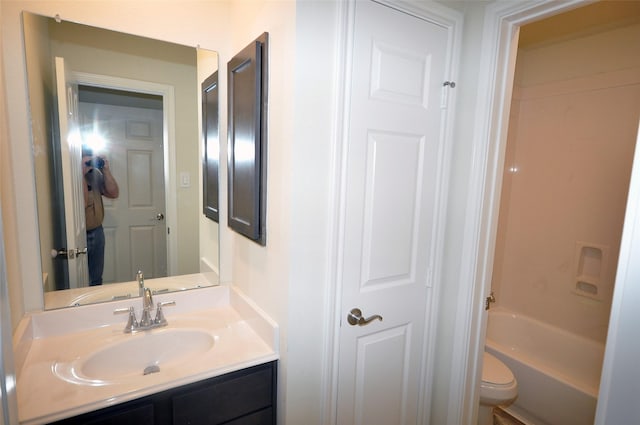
[52,403,155,425]
[225,407,273,425]
[172,363,274,425]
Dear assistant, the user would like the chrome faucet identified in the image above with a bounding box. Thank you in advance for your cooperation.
[114,282,176,333]
[136,270,145,297]
[139,287,154,327]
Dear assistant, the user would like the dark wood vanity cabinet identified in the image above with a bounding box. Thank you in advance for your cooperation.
[51,361,277,425]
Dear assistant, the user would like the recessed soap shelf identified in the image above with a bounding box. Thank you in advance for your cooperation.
[575,278,598,296]
[572,242,609,301]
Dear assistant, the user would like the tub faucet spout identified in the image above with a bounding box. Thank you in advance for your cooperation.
[485,291,496,311]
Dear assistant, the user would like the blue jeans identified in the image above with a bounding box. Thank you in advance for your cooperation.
[86,226,105,286]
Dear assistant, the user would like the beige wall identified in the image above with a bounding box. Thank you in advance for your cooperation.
[22,13,56,291]
[224,1,299,420]
[0,4,26,332]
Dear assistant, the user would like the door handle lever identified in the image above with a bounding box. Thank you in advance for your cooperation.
[51,248,69,259]
[51,247,86,259]
[347,308,383,326]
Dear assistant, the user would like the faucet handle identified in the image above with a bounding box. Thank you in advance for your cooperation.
[114,306,138,333]
[154,301,176,326]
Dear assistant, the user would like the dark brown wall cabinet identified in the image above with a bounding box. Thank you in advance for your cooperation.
[51,361,277,425]
[202,70,220,222]
[227,33,268,245]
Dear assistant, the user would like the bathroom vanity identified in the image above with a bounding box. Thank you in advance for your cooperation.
[50,361,277,425]
[14,282,279,425]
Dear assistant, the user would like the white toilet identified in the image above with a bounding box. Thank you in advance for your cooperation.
[478,351,518,425]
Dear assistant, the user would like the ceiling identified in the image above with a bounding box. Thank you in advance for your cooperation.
[519,0,640,48]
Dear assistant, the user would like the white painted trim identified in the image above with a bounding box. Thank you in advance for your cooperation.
[71,72,178,276]
[324,1,463,423]
[323,0,355,421]
[450,1,600,424]
[0,203,19,425]
[594,121,640,424]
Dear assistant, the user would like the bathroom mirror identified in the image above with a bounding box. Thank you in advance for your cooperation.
[22,12,220,309]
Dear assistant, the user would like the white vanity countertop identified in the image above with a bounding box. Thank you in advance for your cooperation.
[15,284,279,425]
[43,272,218,310]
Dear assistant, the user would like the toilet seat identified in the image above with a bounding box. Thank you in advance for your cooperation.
[480,352,517,406]
[482,352,515,386]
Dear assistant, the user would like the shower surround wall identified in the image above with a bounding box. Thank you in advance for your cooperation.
[492,23,640,344]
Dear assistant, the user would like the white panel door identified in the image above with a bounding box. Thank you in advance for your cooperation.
[337,2,448,424]
[79,103,166,283]
[55,57,89,289]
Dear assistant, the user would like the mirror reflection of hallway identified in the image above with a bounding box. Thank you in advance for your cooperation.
[21,11,219,310]
[79,86,167,284]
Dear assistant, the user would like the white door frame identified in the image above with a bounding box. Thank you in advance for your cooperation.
[324,0,462,423]
[71,72,178,277]
[449,1,608,424]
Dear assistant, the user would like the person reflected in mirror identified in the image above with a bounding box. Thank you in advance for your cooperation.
[82,146,119,286]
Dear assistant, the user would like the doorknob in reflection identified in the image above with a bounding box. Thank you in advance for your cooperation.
[150,213,165,222]
[347,308,383,326]
[51,247,87,259]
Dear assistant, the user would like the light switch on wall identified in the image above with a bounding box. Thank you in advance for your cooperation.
[180,172,191,188]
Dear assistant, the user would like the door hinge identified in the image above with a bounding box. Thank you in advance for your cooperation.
[441,81,456,109]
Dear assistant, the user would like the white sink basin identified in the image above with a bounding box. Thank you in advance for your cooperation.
[55,328,215,384]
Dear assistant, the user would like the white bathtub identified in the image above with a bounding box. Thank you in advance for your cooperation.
[485,307,605,425]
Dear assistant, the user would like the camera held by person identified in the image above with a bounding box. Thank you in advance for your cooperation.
[85,156,105,170]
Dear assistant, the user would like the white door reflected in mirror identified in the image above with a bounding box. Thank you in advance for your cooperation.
[55,56,89,289]
[81,100,167,283]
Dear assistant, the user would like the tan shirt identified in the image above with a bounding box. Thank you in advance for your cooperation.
[85,170,105,231]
